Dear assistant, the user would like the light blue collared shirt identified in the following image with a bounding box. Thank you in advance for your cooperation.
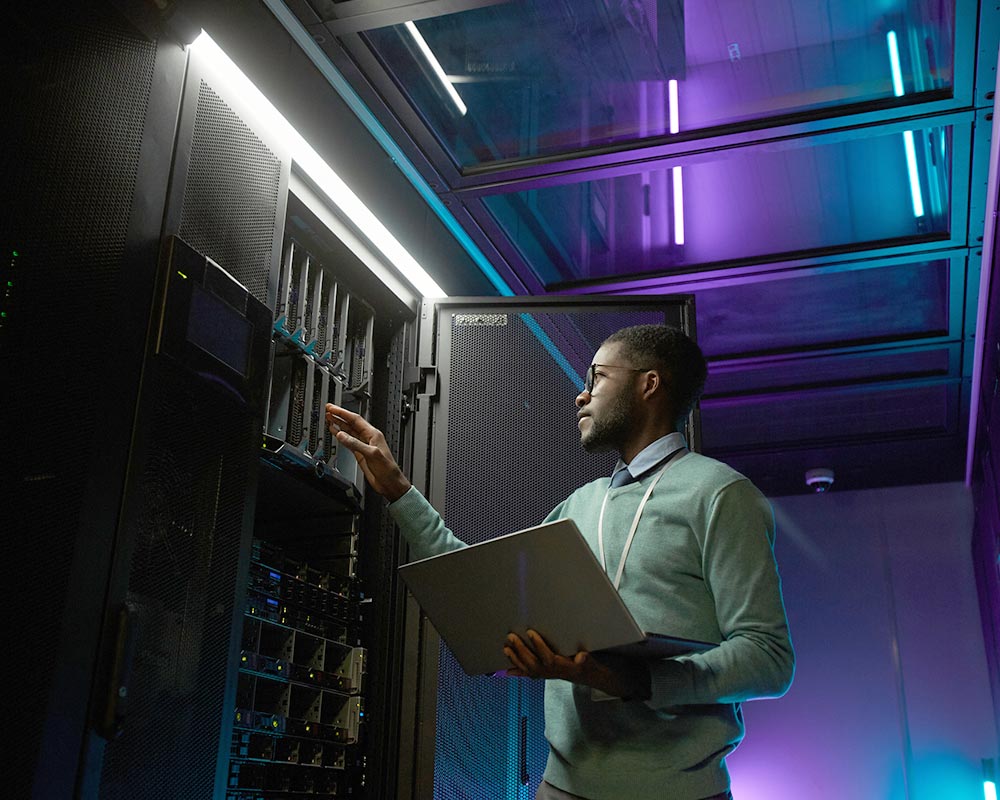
[611,431,688,483]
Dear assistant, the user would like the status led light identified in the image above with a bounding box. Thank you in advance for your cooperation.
[189,32,447,298]
[404,21,467,116]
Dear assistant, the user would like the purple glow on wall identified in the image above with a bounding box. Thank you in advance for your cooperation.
[723,484,996,800]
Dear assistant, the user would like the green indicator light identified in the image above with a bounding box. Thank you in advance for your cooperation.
[177,271,188,279]
[12,251,18,257]
[1,312,6,318]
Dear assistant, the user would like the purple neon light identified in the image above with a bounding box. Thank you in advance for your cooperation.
[668,79,679,134]
[669,79,684,245]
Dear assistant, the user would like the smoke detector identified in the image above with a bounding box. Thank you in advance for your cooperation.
[804,468,835,493]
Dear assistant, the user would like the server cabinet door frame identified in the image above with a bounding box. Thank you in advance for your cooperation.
[401,296,697,800]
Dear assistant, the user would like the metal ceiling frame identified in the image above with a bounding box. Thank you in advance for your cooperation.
[267,0,998,493]
[315,0,979,186]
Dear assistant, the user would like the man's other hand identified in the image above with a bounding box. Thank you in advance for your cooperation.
[503,630,651,701]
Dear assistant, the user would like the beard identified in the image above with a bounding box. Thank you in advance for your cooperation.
[581,386,636,453]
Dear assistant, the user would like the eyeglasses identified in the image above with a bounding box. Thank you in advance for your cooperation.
[584,363,651,393]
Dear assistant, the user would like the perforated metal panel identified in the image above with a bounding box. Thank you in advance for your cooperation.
[179,81,282,305]
[0,4,158,795]
[432,305,673,800]
[99,367,257,799]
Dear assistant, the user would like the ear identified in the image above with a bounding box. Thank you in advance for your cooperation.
[639,369,662,401]
[641,370,675,417]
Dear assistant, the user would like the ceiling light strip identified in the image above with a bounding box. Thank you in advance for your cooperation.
[902,130,926,217]
[668,79,680,134]
[887,30,925,218]
[404,21,467,116]
[262,0,515,297]
[190,31,446,297]
[887,31,905,97]
[667,79,684,245]
[672,167,685,246]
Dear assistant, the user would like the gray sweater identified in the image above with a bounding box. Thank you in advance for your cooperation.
[389,451,794,800]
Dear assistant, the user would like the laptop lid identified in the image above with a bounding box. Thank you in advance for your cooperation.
[398,518,651,675]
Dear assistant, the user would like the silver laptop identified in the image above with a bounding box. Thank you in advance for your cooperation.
[398,518,714,676]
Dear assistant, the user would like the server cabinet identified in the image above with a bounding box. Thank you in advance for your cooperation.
[223,187,416,800]
[400,297,697,800]
[1,4,291,797]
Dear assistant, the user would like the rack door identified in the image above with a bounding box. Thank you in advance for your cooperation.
[405,296,697,800]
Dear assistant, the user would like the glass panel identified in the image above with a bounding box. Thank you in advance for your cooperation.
[700,383,954,450]
[483,123,952,285]
[704,347,953,397]
[363,0,955,167]
[694,260,952,358]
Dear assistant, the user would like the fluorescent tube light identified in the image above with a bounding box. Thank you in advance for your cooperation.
[672,167,685,246]
[887,31,904,97]
[902,130,925,217]
[404,21,467,116]
[189,31,446,298]
[668,79,679,134]
[886,30,924,217]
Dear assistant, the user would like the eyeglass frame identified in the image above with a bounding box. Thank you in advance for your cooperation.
[584,363,653,393]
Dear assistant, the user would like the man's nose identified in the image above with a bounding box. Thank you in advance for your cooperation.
[576,389,590,407]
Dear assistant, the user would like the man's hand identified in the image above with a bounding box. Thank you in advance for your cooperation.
[325,403,412,502]
[503,630,651,701]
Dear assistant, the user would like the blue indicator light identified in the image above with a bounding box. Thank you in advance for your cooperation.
[269,571,280,580]
[266,598,279,606]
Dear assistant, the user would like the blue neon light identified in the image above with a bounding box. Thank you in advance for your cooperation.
[886,30,925,218]
[902,130,926,217]
[263,0,515,297]
[887,31,904,97]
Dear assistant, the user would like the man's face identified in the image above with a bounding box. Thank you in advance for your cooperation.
[576,342,640,453]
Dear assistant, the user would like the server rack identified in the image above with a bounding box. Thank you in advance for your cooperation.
[221,184,417,799]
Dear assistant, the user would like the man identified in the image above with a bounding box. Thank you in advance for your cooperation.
[326,324,794,800]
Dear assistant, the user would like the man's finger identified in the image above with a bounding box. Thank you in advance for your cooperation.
[504,646,531,675]
[506,634,540,672]
[526,630,557,666]
[335,431,380,458]
[326,404,372,435]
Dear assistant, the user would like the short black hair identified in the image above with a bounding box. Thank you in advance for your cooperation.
[604,324,707,427]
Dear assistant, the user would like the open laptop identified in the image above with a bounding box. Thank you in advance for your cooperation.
[398,518,714,676]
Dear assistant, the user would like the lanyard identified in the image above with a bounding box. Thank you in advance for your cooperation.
[597,448,687,590]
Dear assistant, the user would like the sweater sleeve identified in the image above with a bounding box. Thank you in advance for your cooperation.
[646,478,795,709]
[388,486,467,561]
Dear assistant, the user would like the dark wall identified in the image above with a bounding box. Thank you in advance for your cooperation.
[972,198,1000,741]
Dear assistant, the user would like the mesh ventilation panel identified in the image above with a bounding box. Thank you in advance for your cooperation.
[434,307,665,799]
[0,4,156,793]
[179,81,281,305]
[99,368,256,799]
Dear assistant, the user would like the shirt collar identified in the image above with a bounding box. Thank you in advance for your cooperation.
[612,431,688,481]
